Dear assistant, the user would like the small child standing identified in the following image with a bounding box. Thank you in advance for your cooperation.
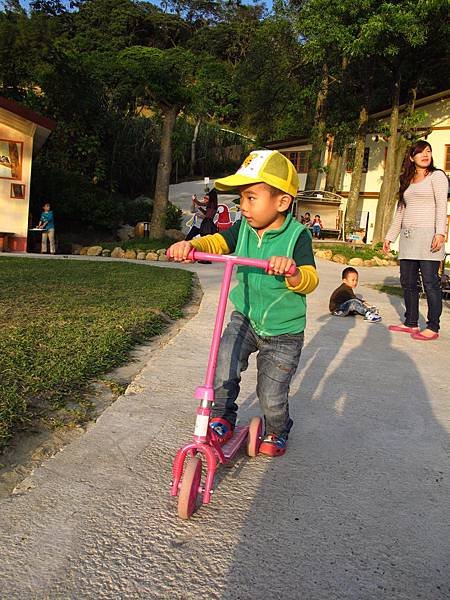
[311,214,323,239]
[37,202,55,254]
[169,150,319,456]
[329,267,381,322]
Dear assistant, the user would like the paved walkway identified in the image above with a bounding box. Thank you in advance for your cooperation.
[0,256,449,599]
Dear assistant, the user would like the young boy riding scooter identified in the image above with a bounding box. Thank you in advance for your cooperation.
[168,150,319,456]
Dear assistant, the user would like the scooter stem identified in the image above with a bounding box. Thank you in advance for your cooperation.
[204,260,234,389]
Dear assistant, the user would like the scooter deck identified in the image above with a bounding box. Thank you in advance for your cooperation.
[222,425,248,459]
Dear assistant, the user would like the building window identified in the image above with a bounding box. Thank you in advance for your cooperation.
[445,145,450,172]
[346,147,370,173]
[284,151,310,173]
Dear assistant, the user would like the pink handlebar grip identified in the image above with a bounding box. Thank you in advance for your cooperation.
[168,247,297,276]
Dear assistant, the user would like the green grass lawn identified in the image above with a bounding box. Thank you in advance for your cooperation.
[0,257,192,451]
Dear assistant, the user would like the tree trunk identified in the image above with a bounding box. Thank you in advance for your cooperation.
[190,118,201,177]
[335,150,346,192]
[325,148,340,192]
[305,63,329,190]
[372,75,401,243]
[345,103,369,226]
[389,86,417,214]
[150,105,178,239]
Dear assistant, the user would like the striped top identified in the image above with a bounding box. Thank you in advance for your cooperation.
[386,170,449,242]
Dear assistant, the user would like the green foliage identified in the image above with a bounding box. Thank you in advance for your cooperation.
[0,257,193,450]
[165,202,183,230]
[30,164,182,232]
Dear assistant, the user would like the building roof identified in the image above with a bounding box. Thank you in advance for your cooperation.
[370,89,450,120]
[265,89,450,149]
[0,96,56,151]
[264,136,310,150]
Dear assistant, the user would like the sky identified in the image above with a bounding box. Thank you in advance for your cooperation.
[17,0,271,12]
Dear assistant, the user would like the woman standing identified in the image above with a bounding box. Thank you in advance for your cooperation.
[383,140,448,341]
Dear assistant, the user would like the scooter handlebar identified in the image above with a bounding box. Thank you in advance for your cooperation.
[167,248,297,276]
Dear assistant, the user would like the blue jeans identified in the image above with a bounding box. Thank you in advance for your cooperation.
[336,298,367,316]
[399,259,442,332]
[213,311,304,436]
[312,225,321,238]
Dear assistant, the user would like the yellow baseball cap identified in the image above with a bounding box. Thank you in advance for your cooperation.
[214,150,299,197]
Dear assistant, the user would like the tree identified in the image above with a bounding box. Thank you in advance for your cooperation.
[117,46,196,237]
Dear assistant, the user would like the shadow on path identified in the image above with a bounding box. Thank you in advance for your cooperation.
[218,318,450,600]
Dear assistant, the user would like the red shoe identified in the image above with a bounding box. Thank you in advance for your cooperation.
[388,324,420,334]
[209,418,233,444]
[410,331,439,341]
[259,433,287,457]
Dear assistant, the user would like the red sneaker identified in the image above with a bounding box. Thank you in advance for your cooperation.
[259,433,287,457]
[209,418,233,444]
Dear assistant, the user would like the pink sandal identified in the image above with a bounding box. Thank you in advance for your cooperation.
[410,331,439,341]
[388,324,420,334]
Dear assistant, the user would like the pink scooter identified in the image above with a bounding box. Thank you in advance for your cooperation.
[169,249,296,519]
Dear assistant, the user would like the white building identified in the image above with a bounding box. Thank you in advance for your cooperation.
[266,90,450,247]
[0,96,55,252]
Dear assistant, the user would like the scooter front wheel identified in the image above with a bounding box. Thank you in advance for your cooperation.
[178,456,202,520]
[246,416,263,457]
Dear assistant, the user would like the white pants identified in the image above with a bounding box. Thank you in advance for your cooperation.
[41,228,55,254]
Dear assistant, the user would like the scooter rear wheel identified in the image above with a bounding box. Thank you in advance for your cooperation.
[246,416,263,457]
[178,456,202,520]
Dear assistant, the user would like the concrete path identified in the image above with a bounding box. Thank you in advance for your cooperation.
[0,257,449,600]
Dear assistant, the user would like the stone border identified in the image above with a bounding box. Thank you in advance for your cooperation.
[314,248,398,267]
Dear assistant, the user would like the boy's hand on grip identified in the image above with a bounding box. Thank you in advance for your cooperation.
[167,241,194,262]
[267,256,296,276]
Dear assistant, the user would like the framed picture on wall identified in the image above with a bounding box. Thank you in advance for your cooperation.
[10,183,25,199]
[0,139,23,180]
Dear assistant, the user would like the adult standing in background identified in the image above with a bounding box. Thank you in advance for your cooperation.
[198,188,218,236]
[185,194,205,240]
[37,202,56,254]
[383,140,448,341]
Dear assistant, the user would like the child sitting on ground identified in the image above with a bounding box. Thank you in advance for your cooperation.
[329,267,381,322]
[168,150,319,456]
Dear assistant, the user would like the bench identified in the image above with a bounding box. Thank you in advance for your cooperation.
[0,232,14,252]
[320,228,340,239]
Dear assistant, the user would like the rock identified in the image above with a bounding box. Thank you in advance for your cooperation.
[158,253,169,262]
[71,244,83,255]
[332,254,347,264]
[86,245,103,256]
[145,251,159,261]
[388,260,398,266]
[117,224,135,241]
[79,247,88,256]
[348,257,364,266]
[372,256,384,266]
[136,251,146,260]
[165,229,184,242]
[102,249,111,257]
[364,259,375,267]
[111,247,125,259]
[381,259,390,266]
[157,248,167,256]
[124,249,137,260]
[315,249,333,260]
